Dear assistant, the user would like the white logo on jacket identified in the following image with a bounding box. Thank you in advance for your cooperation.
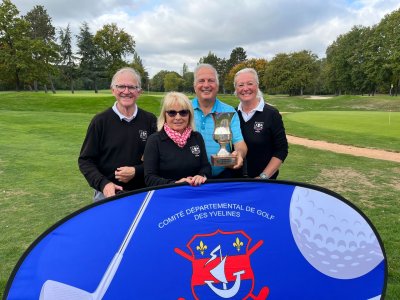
[254,122,264,133]
[139,130,148,141]
[190,145,201,156]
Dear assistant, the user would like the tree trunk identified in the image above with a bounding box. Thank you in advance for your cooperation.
[94,77,98,93]
[71,80,74,94]
[34,80,38,92]
[15,70,21,91]
[44,84,48,93]
[49,74,56,94]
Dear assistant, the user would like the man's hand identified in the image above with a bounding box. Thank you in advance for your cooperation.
[103,182,123,198]
[230,140,247,169]
[230,150,243,169]
[115,166,135,183]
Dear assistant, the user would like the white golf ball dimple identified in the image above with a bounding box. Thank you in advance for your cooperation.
[289,187,384,279]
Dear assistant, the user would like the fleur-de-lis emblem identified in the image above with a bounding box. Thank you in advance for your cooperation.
[196,240,207,255]
[233,237,244,252]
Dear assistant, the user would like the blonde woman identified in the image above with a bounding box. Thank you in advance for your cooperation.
[144,92,211,187]
[234,68,288,179]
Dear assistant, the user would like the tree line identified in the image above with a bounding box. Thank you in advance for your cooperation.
[1,0,399,96]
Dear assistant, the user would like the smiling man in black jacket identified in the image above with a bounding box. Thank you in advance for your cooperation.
[78,67,157,201]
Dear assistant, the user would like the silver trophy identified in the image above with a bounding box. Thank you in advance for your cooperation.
[211,112,237,167]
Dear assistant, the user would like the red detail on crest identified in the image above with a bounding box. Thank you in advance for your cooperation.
[175,230,269,300]
[191,255,254,286]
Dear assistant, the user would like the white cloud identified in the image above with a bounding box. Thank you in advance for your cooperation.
[11,0,400,77]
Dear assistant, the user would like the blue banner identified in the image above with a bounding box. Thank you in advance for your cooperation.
[4,180,386,299]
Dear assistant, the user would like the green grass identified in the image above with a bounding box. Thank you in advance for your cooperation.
[0,91,163,114]
[284,111,400,152]
[267,94,400,112]
[0,92,399,298]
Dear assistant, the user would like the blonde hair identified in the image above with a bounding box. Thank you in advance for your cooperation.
[157,92,196,131]
[233,67,264,101]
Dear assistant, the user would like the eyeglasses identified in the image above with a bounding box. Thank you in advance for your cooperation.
[196,78,217,85]
[166,110,190,117]
[114,85,141,93]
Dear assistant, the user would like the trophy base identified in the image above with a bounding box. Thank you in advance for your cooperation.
[211,155,237,167]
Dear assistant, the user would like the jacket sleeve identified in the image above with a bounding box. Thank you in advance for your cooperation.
[131,113,158,182]
[144,134,175,187]
[78,119,110,192]
[197,133,212,178]
[271,110,289,162]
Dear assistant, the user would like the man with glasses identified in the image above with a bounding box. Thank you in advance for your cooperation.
[192,64,247,178]
[79,67,157,201]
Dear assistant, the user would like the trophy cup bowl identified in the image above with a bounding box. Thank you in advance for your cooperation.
[211,112,238,167]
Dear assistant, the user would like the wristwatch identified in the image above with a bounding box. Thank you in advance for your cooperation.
[259,172,269,179]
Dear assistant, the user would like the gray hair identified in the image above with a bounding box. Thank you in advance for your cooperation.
[234,67,259,87]
[233,67,264,101]
[193,63,219,86]
[110,67,142,88]
[157,92,196,131]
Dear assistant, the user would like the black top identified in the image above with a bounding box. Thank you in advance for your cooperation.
[144,129,212,187]
[78,107,157,192]
[238,104,288,178]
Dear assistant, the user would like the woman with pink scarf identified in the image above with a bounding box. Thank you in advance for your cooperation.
[144,92,211,187]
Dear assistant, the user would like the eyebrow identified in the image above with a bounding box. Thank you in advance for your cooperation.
[198,78,216,82]
[237,81,255,84]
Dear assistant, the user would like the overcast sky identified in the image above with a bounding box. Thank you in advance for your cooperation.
[12,0,400,77]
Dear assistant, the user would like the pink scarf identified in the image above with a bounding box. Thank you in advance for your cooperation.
[163,124,192,148]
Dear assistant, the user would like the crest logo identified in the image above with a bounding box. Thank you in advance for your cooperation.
[190,145,201,156]
[139,130,148,141]
[254,122,264,133]
[175,229,269,299]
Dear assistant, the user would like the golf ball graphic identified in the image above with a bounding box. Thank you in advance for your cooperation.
[289,186,384,279]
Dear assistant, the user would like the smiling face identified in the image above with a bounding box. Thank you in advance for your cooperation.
[111,71,142,110]
[194,67,219,102]
[235,72,259,104]
[165,102,190,133]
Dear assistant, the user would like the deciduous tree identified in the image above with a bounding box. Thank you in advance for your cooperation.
[374,8,400,95]
[0,0,31,90]
[150,70,169,92]
[224,58,267,93]
[164,72,183,92]
[93,23,135,78]
[265,51,318,96]
[182,71,194,93]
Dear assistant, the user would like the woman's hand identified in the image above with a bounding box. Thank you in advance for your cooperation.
[189,175,207,186]
[175,175,207,186]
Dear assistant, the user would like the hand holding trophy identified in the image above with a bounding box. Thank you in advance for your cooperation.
[211,112,238,167]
